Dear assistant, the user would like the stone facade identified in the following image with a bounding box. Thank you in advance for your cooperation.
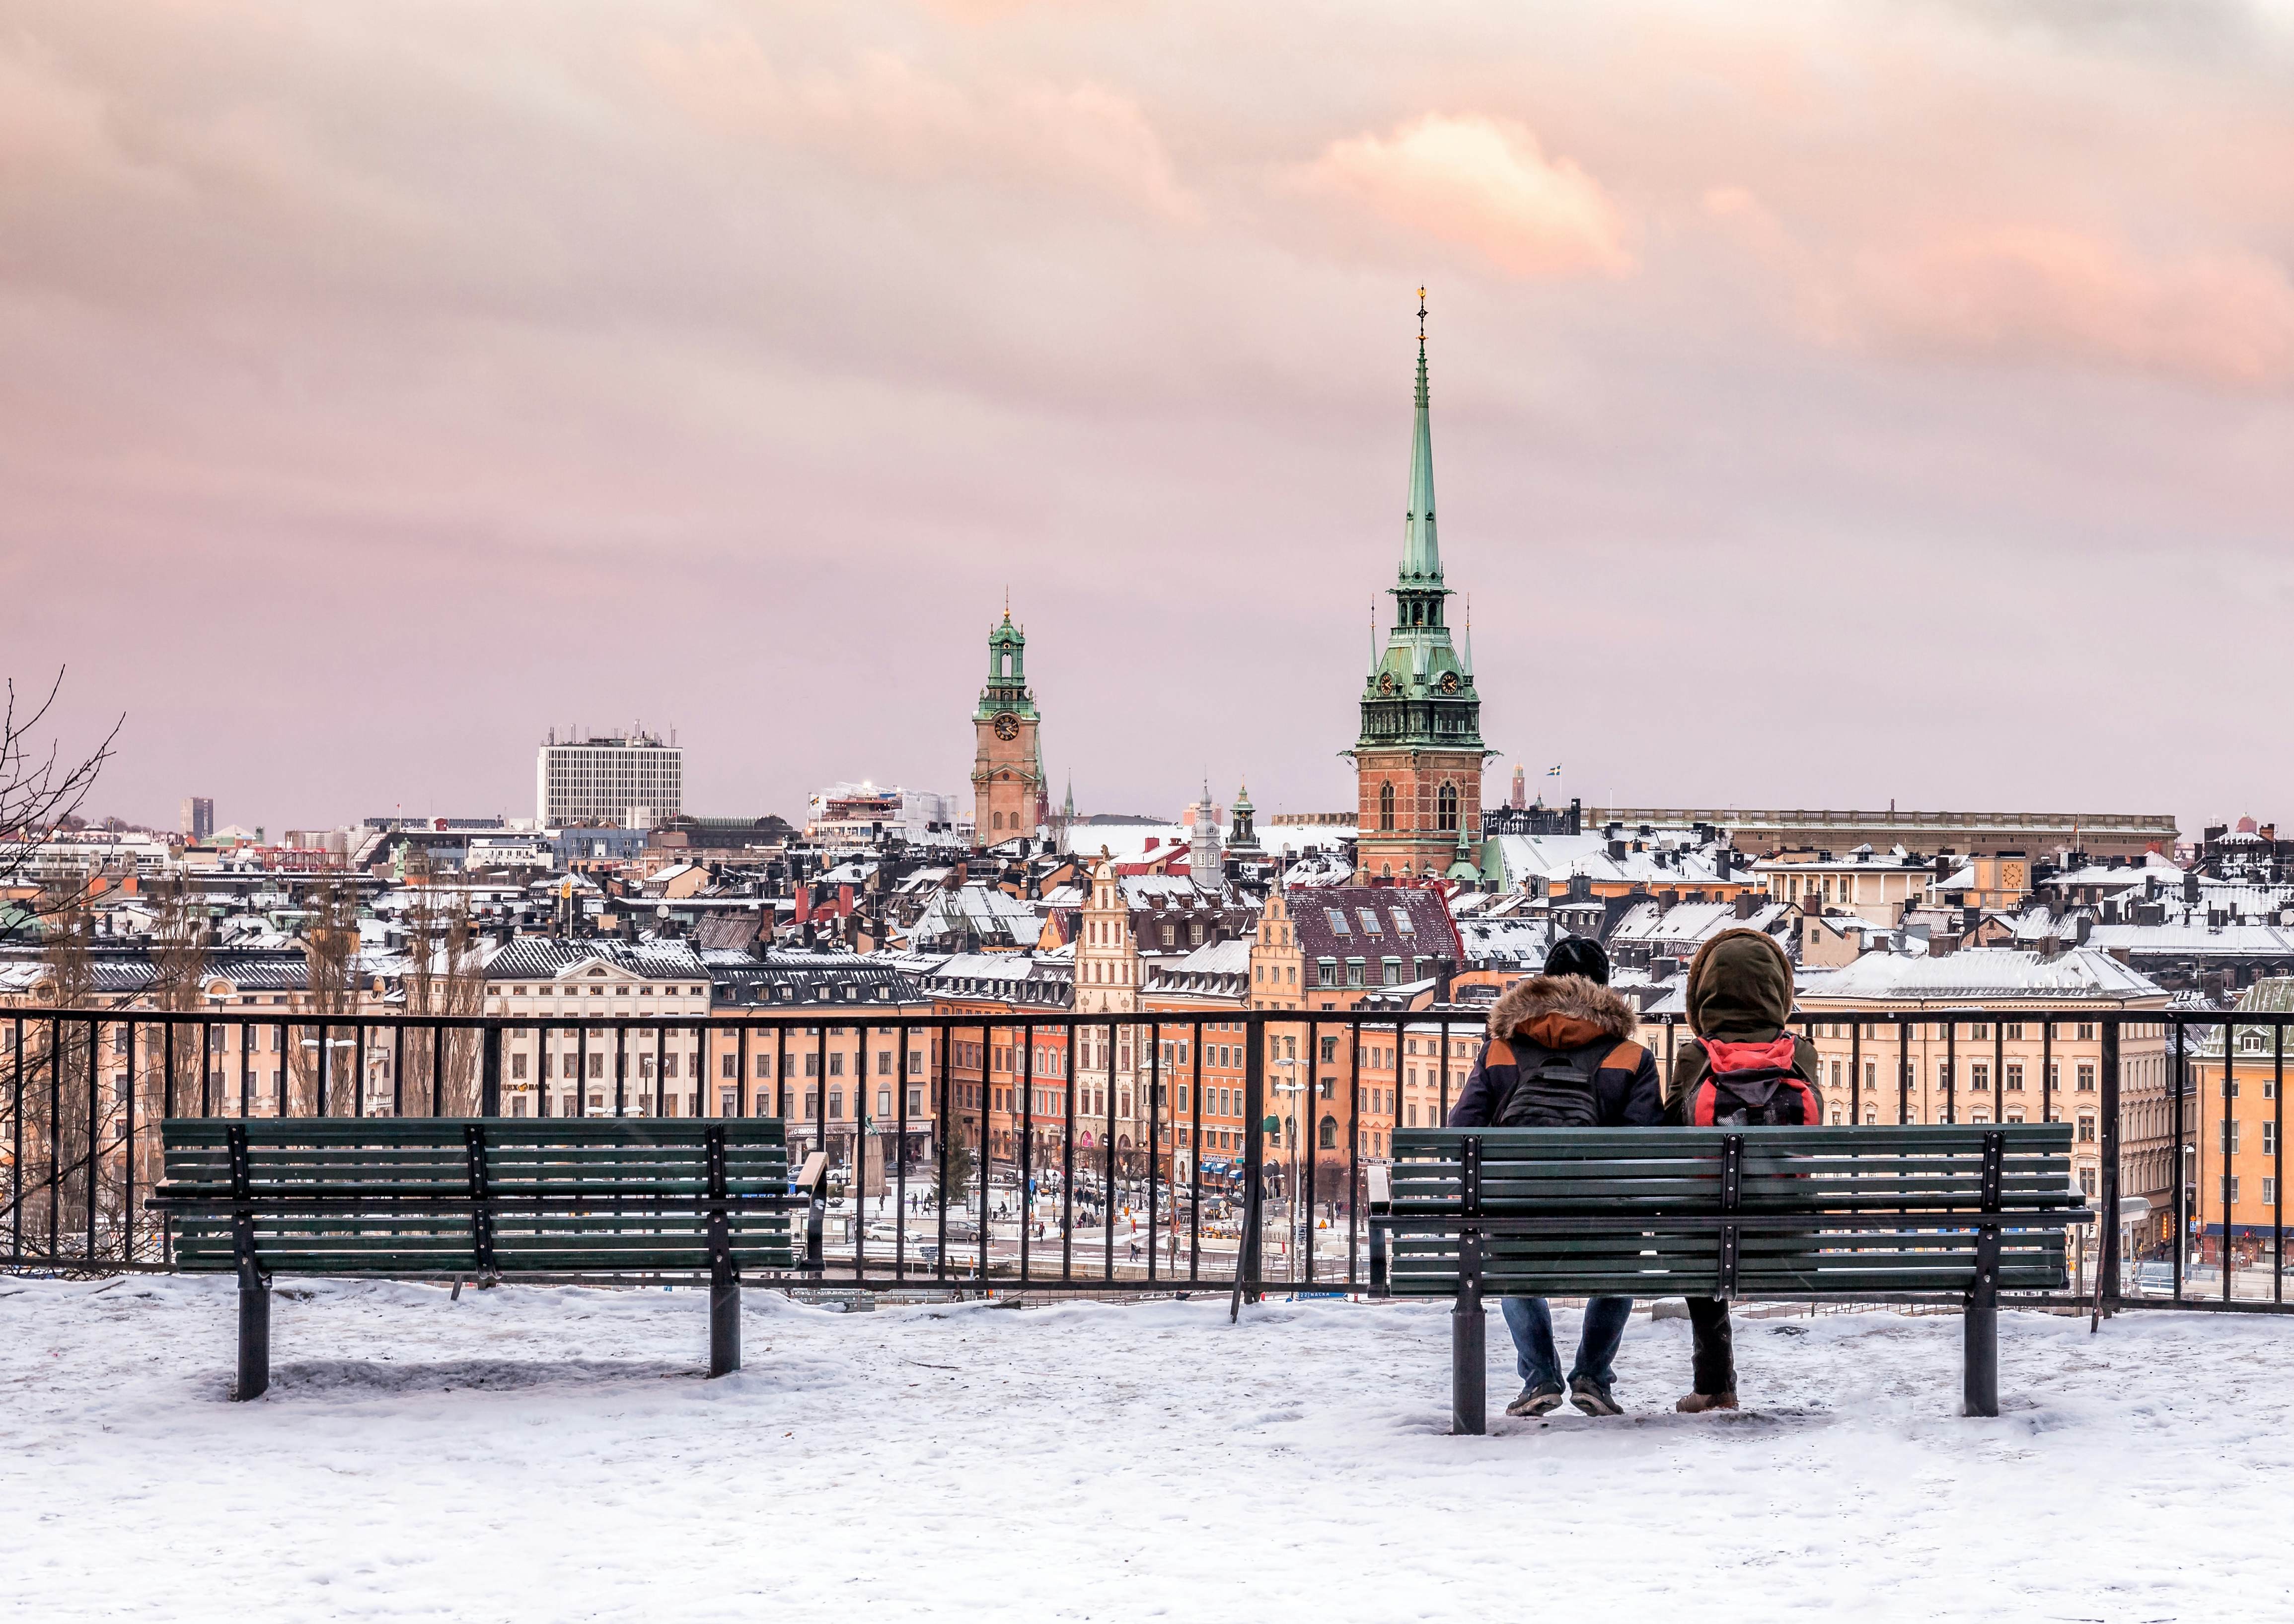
[970,609,1044,846]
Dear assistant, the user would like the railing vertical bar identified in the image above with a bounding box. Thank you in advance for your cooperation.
[84,1017,99,1259]
[122,1019,136,1264]
[2042,1018,2055,1126]
[2099,1016,2121,1316]
[1993,1019,2004,1125]
[431,1024,445,1119]
[895,1023,911,1282]
[935,1021,951,1284]
[1345,1017,1361,1288]
[163,1021,176,1121]
[1059,1024,1075,1285]
[2224,1018,2235,1305]
[653,1026,666,1119]
[1237,1019,1264,1303]
[854,1023,868,1282]
[10,1017,23,1261]
[2172,1020,2186,1305]
[392,1025,405,1119]
[1145,1020,1158,1285]
[1439,1015,1452,1123]
[1898,1018,1910,1126]
[1019,1020,1035,1286]
[1104,1021,1116,1285]
[573,1026,587,1123]
[1945,1019,1957,1126]
[1302,1023,1317,1287]
[200,1020,213,1118]
[614,1024,627,1119]
[354,1022,367,1119]
[239,1015,252,1119]
[2277,1019,2286,1306]
[1850,1019,1860,1126]
[1189,1018,1203,1284]
[318,1020,331,1119]
[275,1020,287,1120]
[47,1016,60,1257]
[980,1023,993,1287]
[736,1024,749,1120]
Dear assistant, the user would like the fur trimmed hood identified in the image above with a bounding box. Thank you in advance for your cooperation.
[1489,973,1637,1051]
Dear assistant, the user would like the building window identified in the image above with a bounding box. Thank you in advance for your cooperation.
[1379,782,1395,831]
[2005,1064,2024,1092]
[2078,1115,2095,1142]
[829,1088,844,1120]
[2076,1064,2095,1092]
[1437,783,1459,832]
[2080,1168,2098,1197]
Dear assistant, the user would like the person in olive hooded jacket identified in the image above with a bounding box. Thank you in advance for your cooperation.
[1664,927,1823,1412]
[1449,937,1663,1417]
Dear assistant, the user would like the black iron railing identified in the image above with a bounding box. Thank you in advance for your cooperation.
[2,1002,2282,1314]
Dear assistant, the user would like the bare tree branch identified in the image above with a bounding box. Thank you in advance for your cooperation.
[0,666,126,908]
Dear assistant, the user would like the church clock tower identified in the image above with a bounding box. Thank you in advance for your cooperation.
[1345,293,1493,884]
[971,606,1044,847]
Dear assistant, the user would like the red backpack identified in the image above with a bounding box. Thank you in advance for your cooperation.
[1687,1035,1821,1127]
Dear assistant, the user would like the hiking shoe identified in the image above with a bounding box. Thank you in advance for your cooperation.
[1568,1376,1623,1416]
[1505,1383,1565,1417]
[1676,1392,1739,1413]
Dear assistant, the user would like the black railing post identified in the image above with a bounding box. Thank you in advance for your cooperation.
[2098,1017,2122,1321]
[1019,1021,1035,1285]
[895,1023,910,1282]
[84,1016,99,1259]
[1965,1130,2003,1417]
[9,1017,23,1262]
[481,1022,503,1117]
[2277,1020,2286,1307]
[1850,1020,1860,1125]
[1188,1018,1203,1284]
[122,1019,136,1264]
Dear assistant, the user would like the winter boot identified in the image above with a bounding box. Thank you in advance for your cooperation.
[1568,1375,1623,1416]
[1506,1383,1565,1417]
[1675,1391,1739,1413]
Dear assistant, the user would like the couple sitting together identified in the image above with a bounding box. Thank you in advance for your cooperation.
[1447,929,1822,1418]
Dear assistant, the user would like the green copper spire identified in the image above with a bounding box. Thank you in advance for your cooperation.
[1403,288,1439,583]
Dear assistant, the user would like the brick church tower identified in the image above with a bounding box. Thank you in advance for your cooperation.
[1346,295,1492,883]
[971,605,1045,847]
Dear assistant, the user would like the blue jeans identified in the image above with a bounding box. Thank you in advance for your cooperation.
[1501,1296,1633,1391]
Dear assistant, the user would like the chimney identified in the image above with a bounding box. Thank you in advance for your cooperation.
[2073,915,2092,946]
[1734,893,1758,920]
[2038,934,2062,960]
[1607,839,1627,861]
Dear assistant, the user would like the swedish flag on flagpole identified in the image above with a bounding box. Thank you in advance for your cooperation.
[1546,764,1562,777]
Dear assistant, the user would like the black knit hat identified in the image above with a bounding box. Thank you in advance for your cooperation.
[1546,936,1610,985]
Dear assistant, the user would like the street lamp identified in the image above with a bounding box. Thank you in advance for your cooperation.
[1272,1058,1306,1278]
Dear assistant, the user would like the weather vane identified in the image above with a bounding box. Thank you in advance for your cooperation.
[1417,287,1427,340]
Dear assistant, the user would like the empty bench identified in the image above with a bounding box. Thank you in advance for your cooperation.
[148,1118,824,1399]
[1370,1124,2090,1429]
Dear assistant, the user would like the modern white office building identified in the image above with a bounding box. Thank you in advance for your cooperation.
[536,731,683,828]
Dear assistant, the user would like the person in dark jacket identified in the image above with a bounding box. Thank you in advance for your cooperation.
[1663,927,1823,1413]
[1449,939,1663,1417]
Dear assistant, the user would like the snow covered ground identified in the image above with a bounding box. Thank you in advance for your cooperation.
[5,1276,2290,1621]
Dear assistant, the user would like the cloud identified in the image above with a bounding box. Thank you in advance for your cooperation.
[1303,113,1632,278]
[645,33,1195,220]
[1854,225,2294,388]
[1704,187,2294,388]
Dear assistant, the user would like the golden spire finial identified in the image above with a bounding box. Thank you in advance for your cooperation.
[1417,287,1427,340]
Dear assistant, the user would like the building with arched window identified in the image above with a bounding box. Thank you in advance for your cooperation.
[970,607,1046,848]
[1342,296,1492,885]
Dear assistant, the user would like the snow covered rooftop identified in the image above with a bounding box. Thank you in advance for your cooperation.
[5,1279,2275,1621]
[1801,946,2165,1004]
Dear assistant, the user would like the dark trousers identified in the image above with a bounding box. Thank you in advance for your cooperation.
[1687,1297,1735,1396]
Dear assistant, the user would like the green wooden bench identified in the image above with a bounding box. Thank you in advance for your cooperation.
[148,1118,824,1400]
[1369,1125,2091,1430]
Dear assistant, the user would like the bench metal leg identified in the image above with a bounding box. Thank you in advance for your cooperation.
[1963,1292,1998,1417]
[709,1279,741,1378]
[1452,1232,1485,1435]
[235,1278,271,1402]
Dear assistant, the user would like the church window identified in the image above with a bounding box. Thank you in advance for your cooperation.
[1437,784,1459,832]
[1379,782,1395,830]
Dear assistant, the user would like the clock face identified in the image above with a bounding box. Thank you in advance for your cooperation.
[2001,862,2025,889]
[1439,671,1460,693]
[1378,672,1396,695]
[994,712,1021,741]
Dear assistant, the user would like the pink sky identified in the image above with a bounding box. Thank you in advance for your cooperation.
[4,1,2291,837]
